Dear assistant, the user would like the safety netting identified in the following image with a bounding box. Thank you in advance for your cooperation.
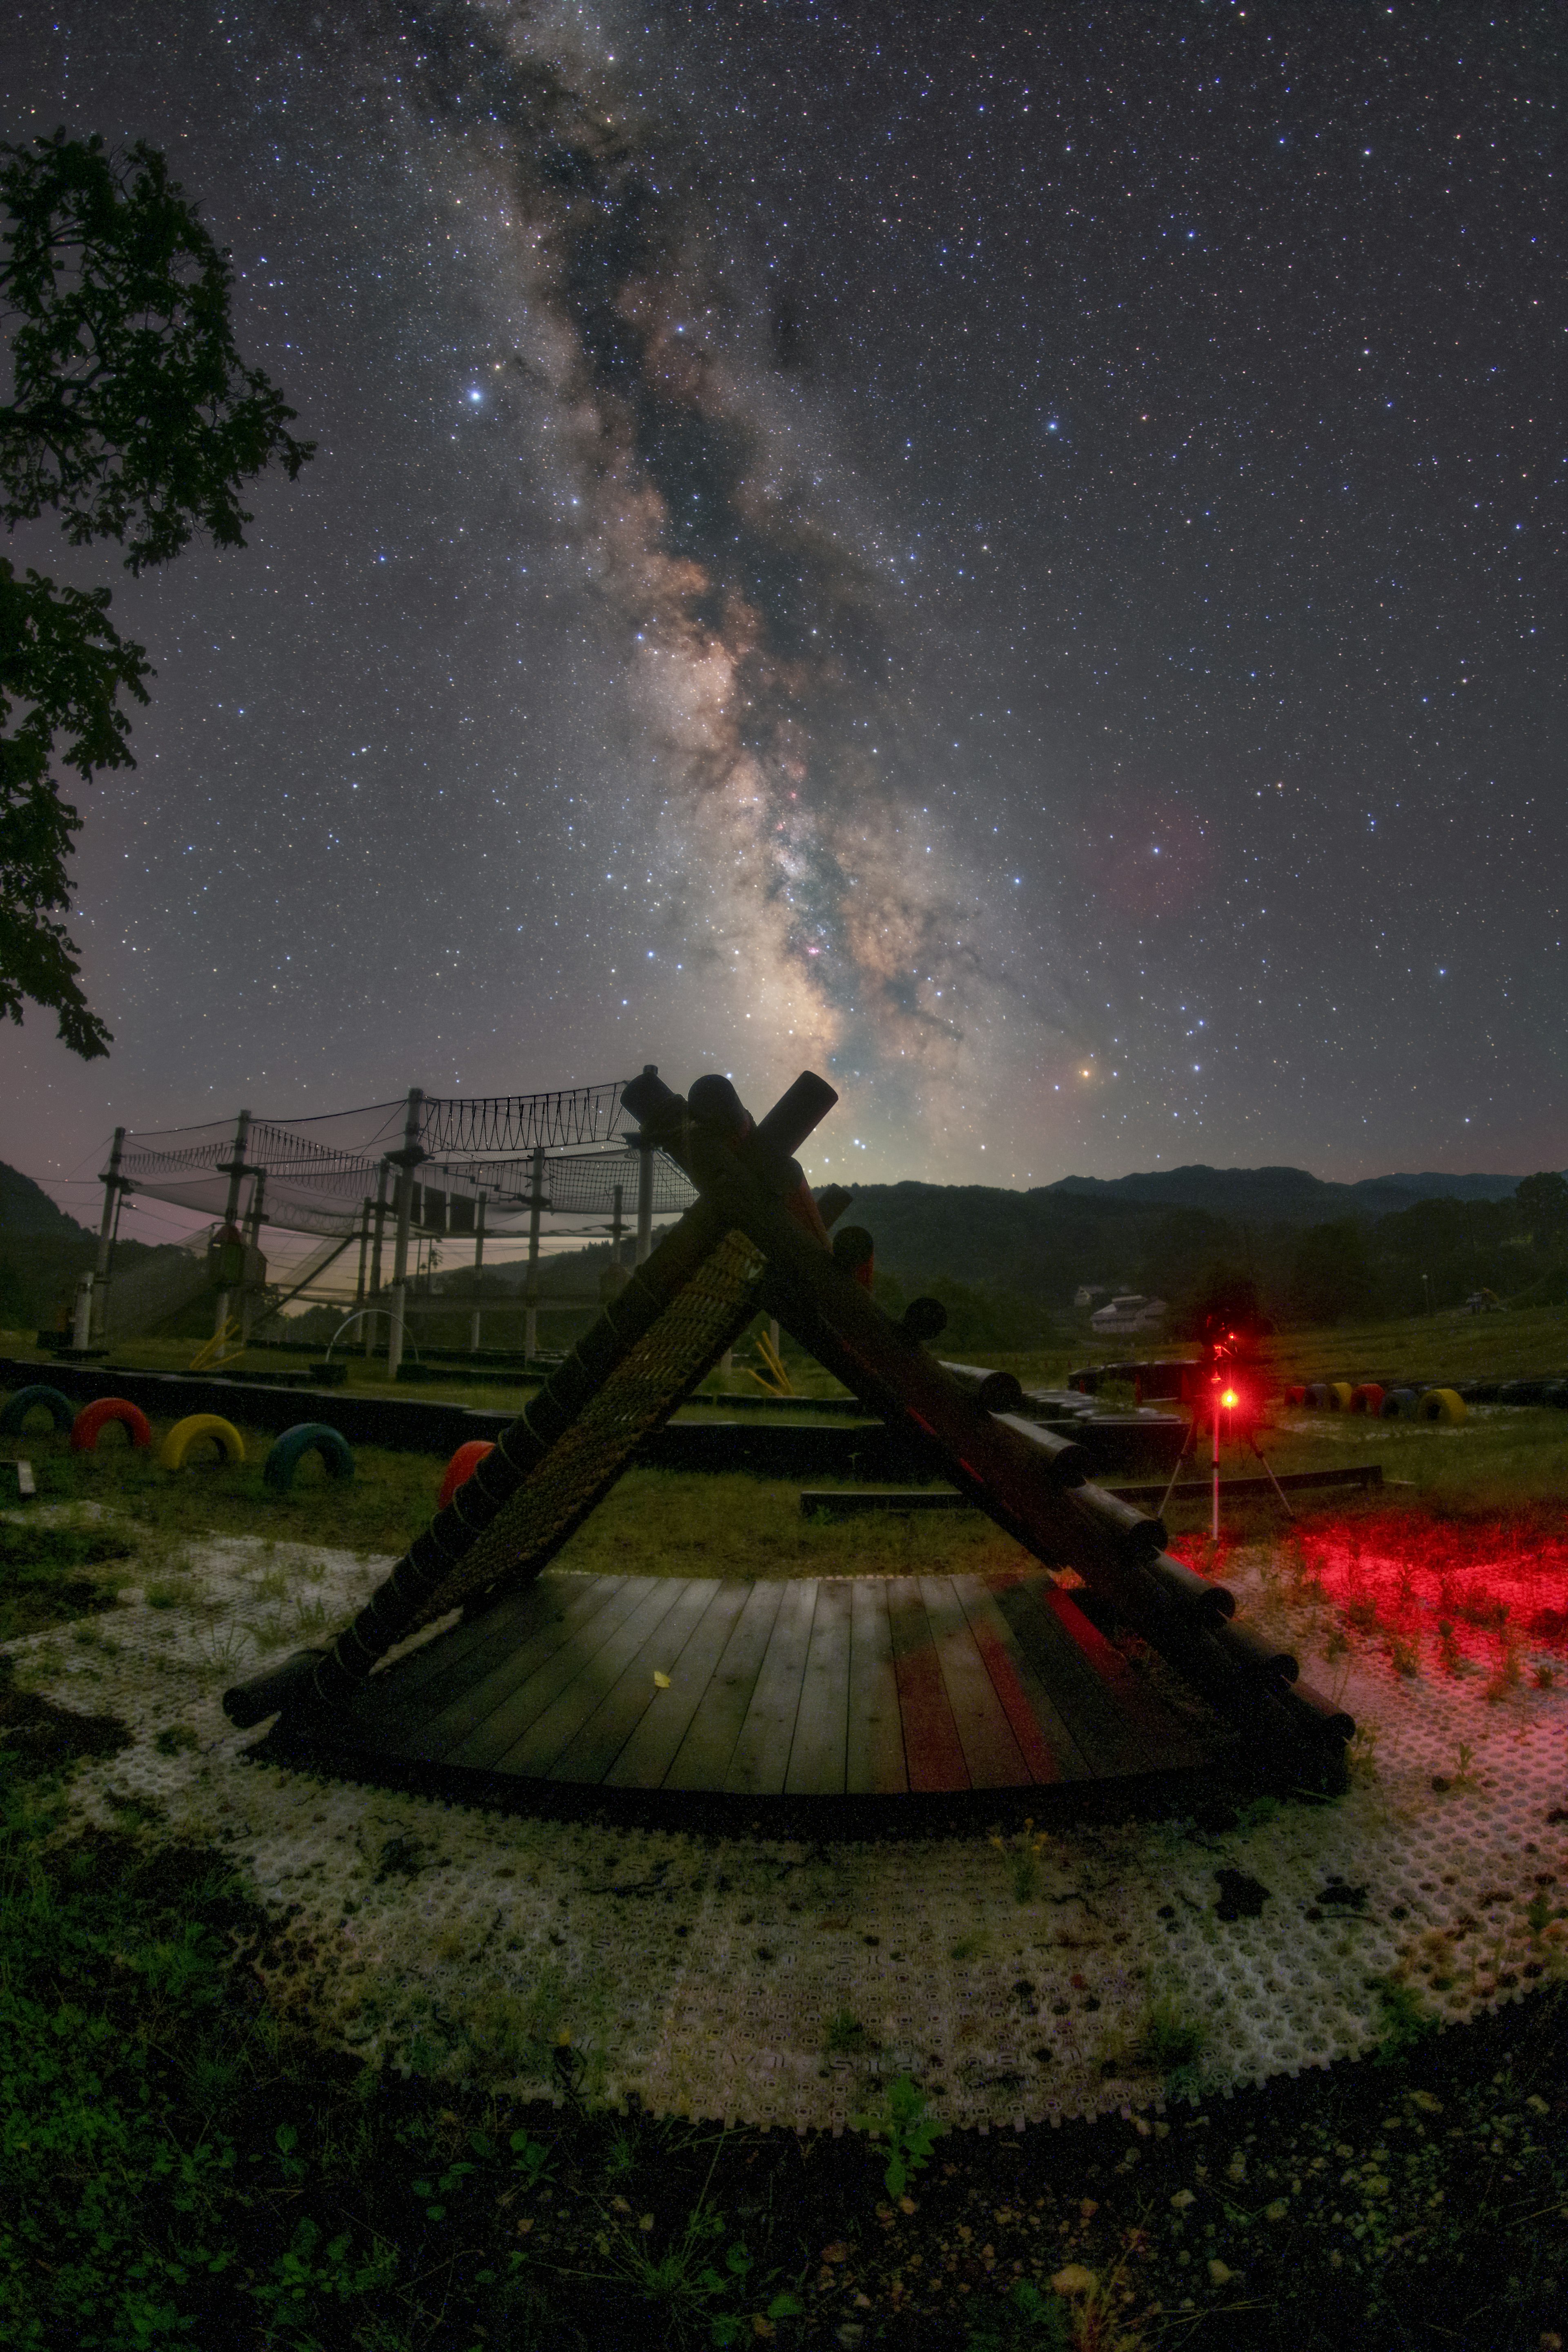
[108,1085,697,1242]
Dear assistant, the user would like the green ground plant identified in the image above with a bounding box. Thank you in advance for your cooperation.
[850,2072,947,2199]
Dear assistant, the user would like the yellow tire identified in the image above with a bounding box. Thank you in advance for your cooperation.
[1327,1381,1354,1412]
[159,1413,245,1470]
[1417,1387,1467,1424]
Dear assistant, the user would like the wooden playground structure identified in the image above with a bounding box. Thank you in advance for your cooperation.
[224,1070,1354,1804]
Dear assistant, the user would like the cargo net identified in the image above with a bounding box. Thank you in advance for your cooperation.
[410,1226,767,1629]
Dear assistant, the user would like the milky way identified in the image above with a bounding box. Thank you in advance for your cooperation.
[0,2,1560,1233]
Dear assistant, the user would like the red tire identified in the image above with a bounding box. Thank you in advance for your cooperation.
[1350,1384,1385,1417]
[438,1439,496,1510]
[1284,1384,1306,1407]
[69,1397,154,1453]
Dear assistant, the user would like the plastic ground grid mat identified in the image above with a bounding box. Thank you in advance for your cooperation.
[6,1514,1565,2136]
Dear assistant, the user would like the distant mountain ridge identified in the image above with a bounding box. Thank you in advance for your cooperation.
[0,1160,92,1240]
[1045,1164,1524,1223]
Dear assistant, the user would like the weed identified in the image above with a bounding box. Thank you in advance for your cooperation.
[1128,1993,1206,2082]
[850,2073,946,2200]
[1374,1978,1437,2062]
[145,1575,199,1610]
[1385,1631,1421,1678]
[1485,1647,1523,1703]
[583,2149,803,2349]
[510,2129,555,2187]
[1348,1722,1381,1783]
[992,1818,1050,1903]
[965,2276,1072,2350]
[153,1723,200,1756]
[951,1931,992,1962]
[253,2216,400,2332]
[199,1620,253,1674]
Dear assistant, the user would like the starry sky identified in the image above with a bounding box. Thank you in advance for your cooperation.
[1,0,1561,1244]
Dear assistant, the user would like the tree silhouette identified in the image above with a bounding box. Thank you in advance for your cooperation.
[1,129,314,1057]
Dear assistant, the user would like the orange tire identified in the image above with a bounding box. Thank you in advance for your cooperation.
[438,1439,496,1510]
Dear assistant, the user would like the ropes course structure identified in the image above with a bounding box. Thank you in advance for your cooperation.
[87,1069,696,1369]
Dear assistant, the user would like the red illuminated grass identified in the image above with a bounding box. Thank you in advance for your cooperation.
[1172,1508,1568,1680]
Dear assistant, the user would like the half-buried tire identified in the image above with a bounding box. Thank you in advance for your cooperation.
[263,1423,355,1495]
[437,1439,496,1510]
[69,1397,154,1452]
[160,1414,245,1470]
[0,1383,76,1435]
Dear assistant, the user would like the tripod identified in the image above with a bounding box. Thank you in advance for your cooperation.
[1157,1374,1294,1540]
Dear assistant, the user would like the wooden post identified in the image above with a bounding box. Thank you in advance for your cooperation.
[91,1126,125,1344]
[213,1109,250,1347]
[524,1145,546,1361]
[365,1160,389,1357]
[470,1192,486,1354]
[387,1089,424,1378]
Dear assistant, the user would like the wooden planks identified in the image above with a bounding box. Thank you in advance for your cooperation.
[846,1581,907,1795]
[336,1568,1214,1794]
[784,1580,854,1796]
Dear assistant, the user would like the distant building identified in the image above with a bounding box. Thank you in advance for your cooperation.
[1073,1283,1112,1308]
[1089,1292,1169,1335]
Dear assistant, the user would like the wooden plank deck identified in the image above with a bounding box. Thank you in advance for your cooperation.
[336,1569,1219,1793]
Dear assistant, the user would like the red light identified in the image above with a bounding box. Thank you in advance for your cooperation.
[1221,1388,1239,1410]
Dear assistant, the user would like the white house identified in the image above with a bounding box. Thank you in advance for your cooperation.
[1089,1293,1169,1335]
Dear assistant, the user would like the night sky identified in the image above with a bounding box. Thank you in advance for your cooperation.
[2,1,1561,1245]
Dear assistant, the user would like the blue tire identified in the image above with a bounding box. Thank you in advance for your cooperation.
[263,1423,355,1496]
[0,1383,76,1435]
[1381,1388,1418,1419]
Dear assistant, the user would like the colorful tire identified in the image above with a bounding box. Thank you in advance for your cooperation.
[1381,1387,1418,1419]
[438,1438,495,1510]
[1348,1384,1384,1417]
[263,1423,354,1495]
[159,1414,245,1470]
[1418,1387,1467,1425]
[1303,1383,1330,1410]
[69,1397,154,1452]
[0,1383,76,1435]
[1283,1384,1306,1407]
[1326,1381,1354,1412]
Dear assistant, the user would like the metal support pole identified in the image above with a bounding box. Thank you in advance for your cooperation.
[525,1144,546,1361]
[91,1126,125,1343]
[1212,1385,1221,1545]
[354,1198,371,1314]
[213,1109,250,1346]
[470,1192,486,1354]
[241,1167,266,1344]
[366,1161,389,1356]
[635,1064,658,1265]
[611,1182,624,1269]
[387,1089,424,1379]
